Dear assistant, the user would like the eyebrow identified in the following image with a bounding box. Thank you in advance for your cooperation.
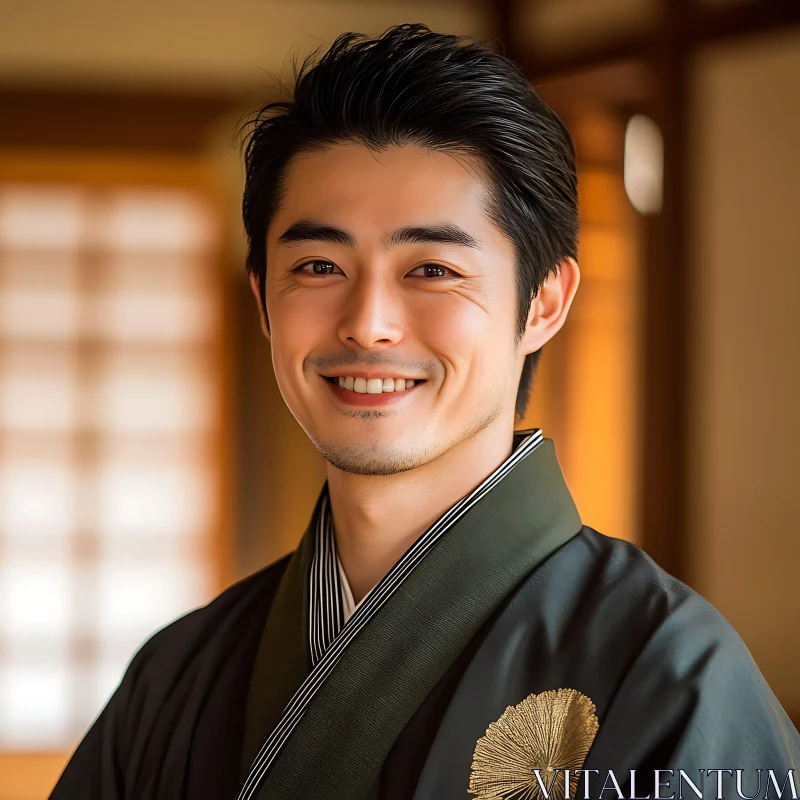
[385,224,479,249]
[276,220,480,250]
[278,221,357,248]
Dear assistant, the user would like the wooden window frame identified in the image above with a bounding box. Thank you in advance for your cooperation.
[0,146,236,800]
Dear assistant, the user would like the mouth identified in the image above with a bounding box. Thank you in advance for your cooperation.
[320,374,426,407]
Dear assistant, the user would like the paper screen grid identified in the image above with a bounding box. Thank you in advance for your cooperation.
[0,182,220,749]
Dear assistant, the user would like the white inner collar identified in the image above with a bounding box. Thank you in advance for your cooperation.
[336,552,371,624]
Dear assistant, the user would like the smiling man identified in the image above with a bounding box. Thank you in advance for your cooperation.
[51,24,798,800]
[256,140,569,609]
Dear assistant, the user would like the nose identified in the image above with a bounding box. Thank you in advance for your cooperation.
[336,272,404,350]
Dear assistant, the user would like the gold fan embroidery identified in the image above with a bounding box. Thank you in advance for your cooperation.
[469,688,599,800]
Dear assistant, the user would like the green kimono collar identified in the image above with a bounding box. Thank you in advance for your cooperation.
[242,435,582,799]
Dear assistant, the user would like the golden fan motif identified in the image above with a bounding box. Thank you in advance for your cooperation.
[469,688,599,800]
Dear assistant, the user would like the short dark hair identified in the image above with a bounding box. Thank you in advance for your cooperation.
[241,23,578,420]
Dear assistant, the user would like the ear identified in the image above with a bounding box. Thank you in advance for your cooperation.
[249,272,271,342]
[519,257,580,355]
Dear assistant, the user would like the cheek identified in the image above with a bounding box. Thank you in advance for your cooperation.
[267,275,343,336]
[266,294,326,392]
[414,293,490,345]
[413,296,508,386]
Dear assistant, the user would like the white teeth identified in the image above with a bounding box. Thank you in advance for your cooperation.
[330,375,421,393]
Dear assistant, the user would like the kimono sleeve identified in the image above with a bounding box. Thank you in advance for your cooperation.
[583,591,800,795]
[48,627,168,800]
[48,693,126,799]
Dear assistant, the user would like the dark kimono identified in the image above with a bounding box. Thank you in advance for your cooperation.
[50,433,800,800]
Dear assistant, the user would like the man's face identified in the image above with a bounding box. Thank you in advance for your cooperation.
[260,142,528,476]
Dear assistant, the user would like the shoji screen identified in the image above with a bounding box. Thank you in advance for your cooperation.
[0,158,229,763]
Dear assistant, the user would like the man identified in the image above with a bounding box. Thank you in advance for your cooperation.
[51,24,799,800]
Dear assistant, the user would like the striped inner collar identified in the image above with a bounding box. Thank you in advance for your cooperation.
[238,427,544,800]
[309,427,544,666]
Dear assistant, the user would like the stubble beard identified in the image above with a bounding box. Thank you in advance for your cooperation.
[307,389,507,477]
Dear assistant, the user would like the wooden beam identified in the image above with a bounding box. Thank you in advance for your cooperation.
[535,60,653,118]
[521,0,800,81]
[0,86,246,152]
[636,0,692,579]
[686,0,800,46]
[524,34,646,81]
[490,0,520,61]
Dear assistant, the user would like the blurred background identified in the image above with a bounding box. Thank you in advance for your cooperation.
[0,0,797,796]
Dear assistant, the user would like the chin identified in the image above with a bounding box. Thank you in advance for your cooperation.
[311,437,439,477]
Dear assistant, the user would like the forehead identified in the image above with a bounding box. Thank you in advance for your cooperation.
[270,142,497,242]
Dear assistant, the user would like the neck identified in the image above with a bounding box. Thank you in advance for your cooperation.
[326,417,517,604]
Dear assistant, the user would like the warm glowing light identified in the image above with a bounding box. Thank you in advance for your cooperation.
[624,114,663,214]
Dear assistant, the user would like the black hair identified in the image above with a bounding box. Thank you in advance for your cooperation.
[241,23,578,420]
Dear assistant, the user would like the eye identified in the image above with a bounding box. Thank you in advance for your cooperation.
[294,259,343,276]
[407,263,461,279]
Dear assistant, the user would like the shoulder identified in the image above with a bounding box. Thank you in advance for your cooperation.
[121,554,292,692]
[530,526,759,682]
[556,527,779,705]
[560,529,800,763]
[56,555,295,787]
[584,527,745,644]
[560,526,735,631]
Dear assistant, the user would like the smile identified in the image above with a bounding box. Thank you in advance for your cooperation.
[321,375,426,407]
[324,376,422,394]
